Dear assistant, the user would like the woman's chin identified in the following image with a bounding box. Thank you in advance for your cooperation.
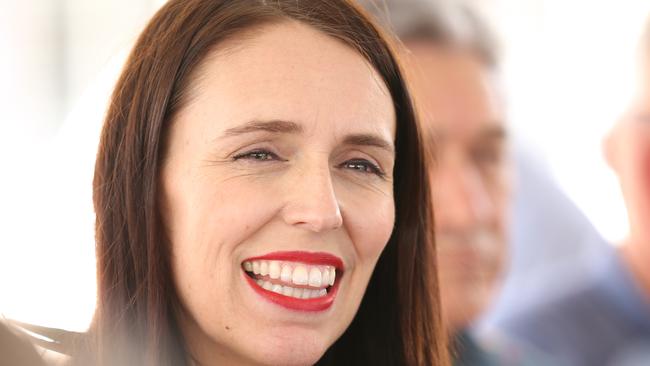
[242,334,330,366]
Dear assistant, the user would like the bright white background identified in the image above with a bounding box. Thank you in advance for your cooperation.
[1,0,649,331]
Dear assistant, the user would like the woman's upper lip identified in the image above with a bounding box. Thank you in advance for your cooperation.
[243,251,344,270]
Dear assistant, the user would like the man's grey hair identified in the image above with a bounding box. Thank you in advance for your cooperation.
[357,0,499,67]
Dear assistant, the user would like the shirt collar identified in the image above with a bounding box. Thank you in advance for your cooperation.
[598,252,650,332]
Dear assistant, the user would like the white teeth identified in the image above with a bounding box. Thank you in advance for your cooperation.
[280,265,292,282]
[243,260,338,290]
[322,268,330,286]
[292,266,309,286]
[268,261,280,279]
[252,280,329,299]
[308,267,322,287]
[282,286,293,297]
[260,261,269,276]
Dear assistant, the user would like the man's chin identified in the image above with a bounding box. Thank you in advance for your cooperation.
[441,284,495,332]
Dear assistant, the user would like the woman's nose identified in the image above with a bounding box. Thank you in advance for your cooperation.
[281,162,343,233]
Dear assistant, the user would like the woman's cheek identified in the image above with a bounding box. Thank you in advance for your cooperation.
[200,169,284,224]
[344,188,395,260]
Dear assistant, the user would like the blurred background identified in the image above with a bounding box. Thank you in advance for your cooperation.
[1,0,649,332]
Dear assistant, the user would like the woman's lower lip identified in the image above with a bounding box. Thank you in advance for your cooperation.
[243,273,338,312]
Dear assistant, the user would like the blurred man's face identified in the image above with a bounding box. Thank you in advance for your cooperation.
[612,56,650,243]
[605,49,650,292]
[405,42,510,332]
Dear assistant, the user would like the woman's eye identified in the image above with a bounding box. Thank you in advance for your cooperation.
[341,159,385,178]
[233,150,280,161]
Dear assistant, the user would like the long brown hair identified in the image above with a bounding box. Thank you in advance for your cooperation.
[88,0,447,365]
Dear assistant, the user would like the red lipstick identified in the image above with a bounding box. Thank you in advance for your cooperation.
[242,251,344,312]
[245,251,344,269]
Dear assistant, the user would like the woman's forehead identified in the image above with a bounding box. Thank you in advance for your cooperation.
[180,20,396,138]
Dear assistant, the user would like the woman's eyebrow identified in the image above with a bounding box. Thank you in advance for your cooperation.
[342,133,395,154]
[222,120,303,137]
[220,120,394,153]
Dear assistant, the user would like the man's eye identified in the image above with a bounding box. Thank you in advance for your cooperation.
[472,146,504,166]
[341,159,385,178]
[233,150,279,161]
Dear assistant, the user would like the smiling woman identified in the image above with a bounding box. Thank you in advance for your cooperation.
[159,20,400,365]
[36,0,447,365]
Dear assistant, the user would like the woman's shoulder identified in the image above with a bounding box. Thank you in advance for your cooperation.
[3,320,82,366]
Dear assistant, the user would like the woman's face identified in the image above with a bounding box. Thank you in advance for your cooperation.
[160,21,396,366]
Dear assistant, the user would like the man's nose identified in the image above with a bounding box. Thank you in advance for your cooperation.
[432,159,495,230]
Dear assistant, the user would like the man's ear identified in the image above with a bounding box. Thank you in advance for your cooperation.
[603,128,616,172]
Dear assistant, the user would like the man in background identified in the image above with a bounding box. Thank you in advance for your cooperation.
[501,18,650,366]
[358,1,516,364]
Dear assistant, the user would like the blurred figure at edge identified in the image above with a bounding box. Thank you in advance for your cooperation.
[358,1,550,365]
[501,16,650,366]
